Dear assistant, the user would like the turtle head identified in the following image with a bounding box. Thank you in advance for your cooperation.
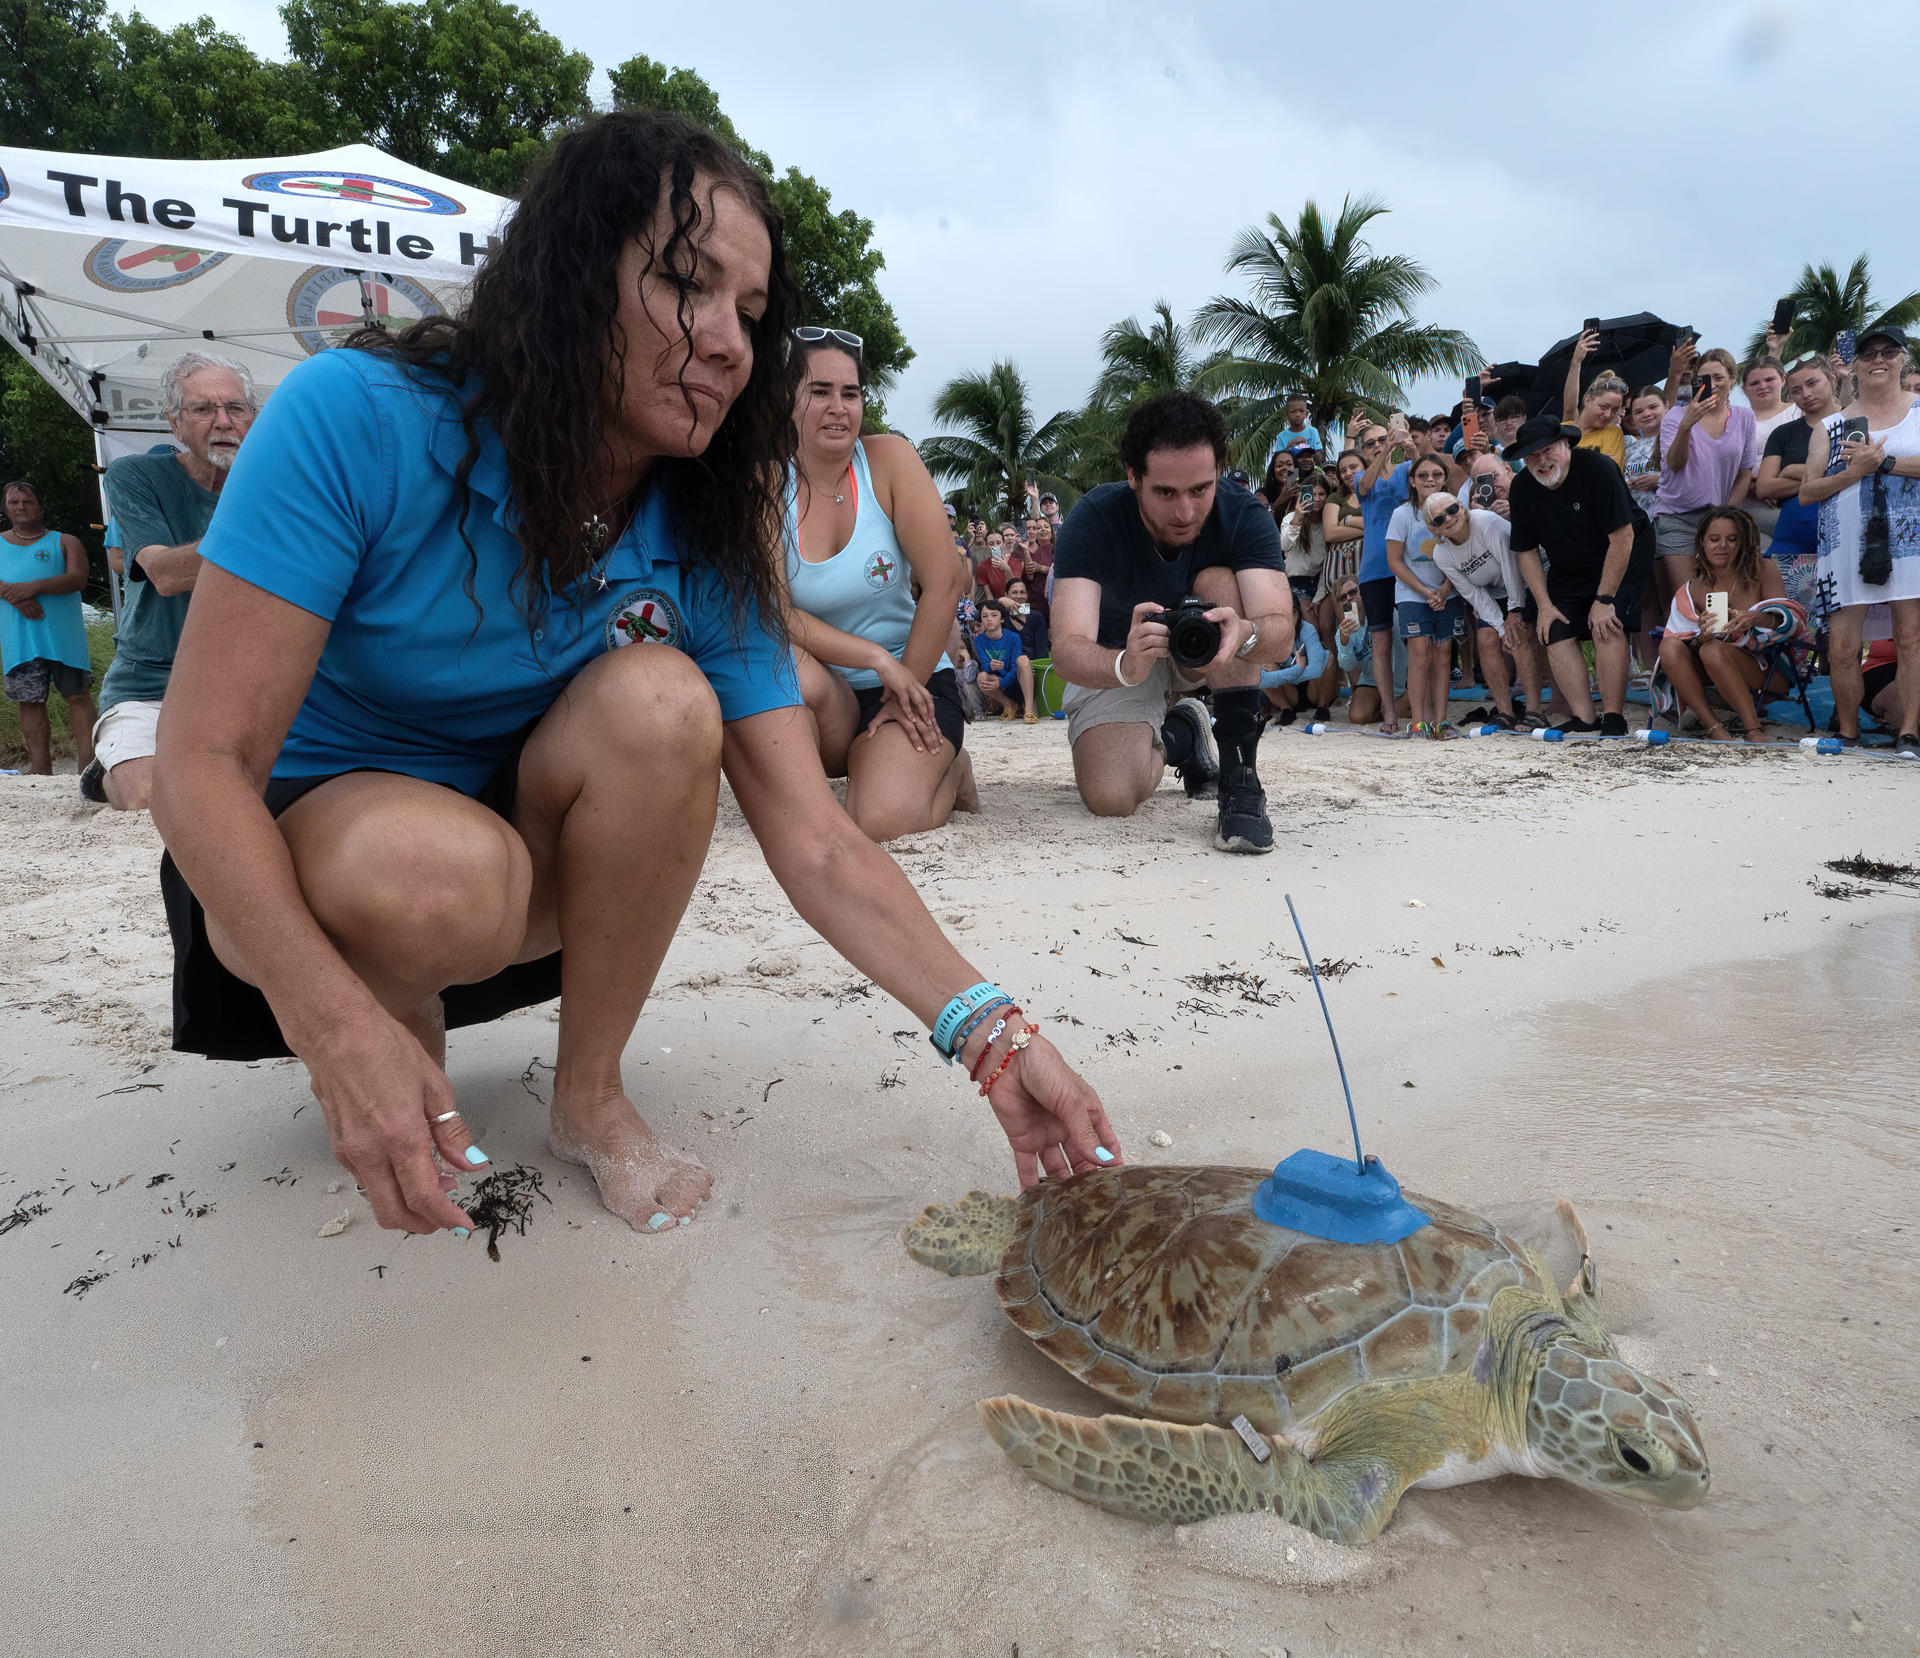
[1523,1339,1710,1510]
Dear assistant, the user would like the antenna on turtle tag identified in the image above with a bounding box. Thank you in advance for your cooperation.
[1250,896,1429,1245]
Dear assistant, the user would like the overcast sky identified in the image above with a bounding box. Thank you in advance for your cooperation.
[138,0,1920,436]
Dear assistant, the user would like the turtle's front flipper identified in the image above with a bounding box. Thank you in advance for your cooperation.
[904,1191,1019,1275]
[978,1396,1407,1545]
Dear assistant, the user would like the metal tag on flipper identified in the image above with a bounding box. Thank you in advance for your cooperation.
[1230,1414,1272,1463]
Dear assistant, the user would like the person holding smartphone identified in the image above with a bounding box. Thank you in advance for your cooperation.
[1796,325,1920,753]
[1352,420,1413,733]
[1753,354,1843,617]
[1652,347,1758,596]
[1655,508,1793,741]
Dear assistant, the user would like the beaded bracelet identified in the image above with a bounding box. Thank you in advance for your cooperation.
[978,1023,1037,1095]
[951,996,1013,1059]
[967,1009,1022,1082]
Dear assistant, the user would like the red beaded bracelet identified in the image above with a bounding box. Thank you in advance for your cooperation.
[967,1007,1022,1083]
[978,1023,1037,1096]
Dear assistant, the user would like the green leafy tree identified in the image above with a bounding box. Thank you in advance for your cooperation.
[1062,300,1212,489]
[112,13,335,157]
[1195,195,1479,464]
[0,0,119,149]
[608,53,911,406]
[1744,255,1920,364]
[283,0,592,195]
[918,361,1079,522]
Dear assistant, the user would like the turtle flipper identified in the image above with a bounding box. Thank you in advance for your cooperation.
[978,1396,1406,1545]
[904,1191,1019,1275]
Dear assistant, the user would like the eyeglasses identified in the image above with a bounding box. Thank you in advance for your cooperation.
[1430,502,1463,524]
[793,326,864,352]
[1856,344,1904,363]
[1362,437,1386,449]
[180,400,255,422]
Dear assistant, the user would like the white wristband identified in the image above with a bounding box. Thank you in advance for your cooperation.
[1114,647,1143,687]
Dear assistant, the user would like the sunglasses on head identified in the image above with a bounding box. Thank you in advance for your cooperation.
[793,326,864,352]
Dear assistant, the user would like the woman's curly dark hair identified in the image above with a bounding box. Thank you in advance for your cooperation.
[349,110,799,639]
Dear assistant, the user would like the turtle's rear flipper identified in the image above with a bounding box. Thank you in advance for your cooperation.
[978,1396,1404,1545]
[904,1190,1019,1275]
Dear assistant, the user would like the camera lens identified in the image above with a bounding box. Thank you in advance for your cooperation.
[1168,604,1222,670]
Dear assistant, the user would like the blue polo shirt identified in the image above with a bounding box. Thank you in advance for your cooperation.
[1357,460,1411,584]
[198,349,799,793]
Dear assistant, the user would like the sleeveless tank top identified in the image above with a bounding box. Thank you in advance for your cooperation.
[783,439,948,690]
[0,529,90,675]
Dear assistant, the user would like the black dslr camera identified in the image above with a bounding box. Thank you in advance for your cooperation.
[1162,596,1222,670]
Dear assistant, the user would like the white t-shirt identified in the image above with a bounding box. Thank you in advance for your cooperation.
[1429,509,1523,631]
[1752,405,1801,447]
[1386,499,1447,604]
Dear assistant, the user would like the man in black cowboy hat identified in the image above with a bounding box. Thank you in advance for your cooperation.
[1506,412,1654,734]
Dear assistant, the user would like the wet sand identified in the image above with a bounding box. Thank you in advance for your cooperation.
[1,726,1916,1657]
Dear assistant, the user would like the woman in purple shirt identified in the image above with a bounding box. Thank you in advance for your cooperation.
[1652,347,1758,592]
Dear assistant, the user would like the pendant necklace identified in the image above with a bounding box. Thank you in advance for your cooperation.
[580,509,615,591]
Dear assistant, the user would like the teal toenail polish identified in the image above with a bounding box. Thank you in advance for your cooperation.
[678,1216,690,1226]
[647,1212,670,1231]
[1094,1146,1115,1163]
[464,1145,490,1166]
[452,1227,470,1238]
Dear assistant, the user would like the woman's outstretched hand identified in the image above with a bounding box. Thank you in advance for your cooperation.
[983,1034,1123,1189]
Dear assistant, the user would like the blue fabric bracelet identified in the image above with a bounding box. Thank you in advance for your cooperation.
[951,997,1013,1059]
[931,981,1006,1061]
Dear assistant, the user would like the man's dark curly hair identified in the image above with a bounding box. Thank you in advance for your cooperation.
[348,110,799,638]
[1117,391,1229,476]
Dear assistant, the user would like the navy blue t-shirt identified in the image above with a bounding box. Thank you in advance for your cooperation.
[1050,479,1282,649]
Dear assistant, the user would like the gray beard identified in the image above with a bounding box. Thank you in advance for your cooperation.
[206,445,238,472]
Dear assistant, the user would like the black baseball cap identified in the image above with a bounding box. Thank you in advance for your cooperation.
[1503,415,1581,464]
[1859,323,1909,352]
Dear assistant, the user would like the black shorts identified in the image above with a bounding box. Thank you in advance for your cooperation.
[1288,575,1320,610]
[161,737,561,1062]
[1544,565,1651,646]
[1862,661,1896,707]
[1360,576,1397,631]
[852,665,966,751]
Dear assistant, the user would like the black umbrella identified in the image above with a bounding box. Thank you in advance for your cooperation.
[1535,312,1693,416]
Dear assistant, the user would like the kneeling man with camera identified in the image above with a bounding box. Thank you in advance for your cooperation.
[1050,392,1294,852]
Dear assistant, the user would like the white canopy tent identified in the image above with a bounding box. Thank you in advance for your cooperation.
[0,141,511,432]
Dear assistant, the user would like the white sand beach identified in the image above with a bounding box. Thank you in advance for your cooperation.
[3,725,1917,1657]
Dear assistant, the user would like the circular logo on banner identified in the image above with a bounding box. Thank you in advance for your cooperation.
[863,549,899,590]
[286,266,444,357]
[83,239,230,292]
[242,170,465,216]
[605,589,684,651]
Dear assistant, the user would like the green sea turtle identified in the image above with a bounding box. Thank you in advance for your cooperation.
[904,1166,1708,1544]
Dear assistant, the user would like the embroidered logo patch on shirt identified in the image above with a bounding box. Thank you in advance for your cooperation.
[606,589,684,650]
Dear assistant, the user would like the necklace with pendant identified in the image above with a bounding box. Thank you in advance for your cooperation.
[581,509,614,591]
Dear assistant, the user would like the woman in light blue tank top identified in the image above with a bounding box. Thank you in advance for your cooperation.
[784,335,976,841]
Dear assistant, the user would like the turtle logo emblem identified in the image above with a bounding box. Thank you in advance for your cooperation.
[864,549,897,590]
[242,170,465,217]
[84,239,230,293]
[286,266,443,357]
[606,589,684,651]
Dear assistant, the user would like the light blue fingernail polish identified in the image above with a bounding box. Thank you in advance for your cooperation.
[647,1212,670,1231]
[452,1227,470,1238]
[464,1146,490,1166]
[1094,1147,1115,1164]
[678,1216,690,1226]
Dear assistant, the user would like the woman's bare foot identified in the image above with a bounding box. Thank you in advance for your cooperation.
[1705,721,1735,742]
[950,748,980,813]
[549,1092,713,1232]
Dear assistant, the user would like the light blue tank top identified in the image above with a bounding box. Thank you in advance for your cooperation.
[784,440,948,691]
[0,530,91,675]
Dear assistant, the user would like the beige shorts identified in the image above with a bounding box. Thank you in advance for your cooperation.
[1062,657,1200,747]
[92,698,162,772]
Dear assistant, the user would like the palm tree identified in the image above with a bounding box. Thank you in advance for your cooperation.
[1745,255,1920,363]
[1193,195,1480,465]
[917,361,1080,521]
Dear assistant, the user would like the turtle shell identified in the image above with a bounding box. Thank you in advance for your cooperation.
[992,1165,1547,1437]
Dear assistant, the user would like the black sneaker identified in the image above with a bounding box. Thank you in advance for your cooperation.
[1551,715,1600,734]
[78,757,108,804]
[1161,697,1219,800]
[1897,733,1920,759]
[1598,712,1629,737]
[1213,764,1273,854]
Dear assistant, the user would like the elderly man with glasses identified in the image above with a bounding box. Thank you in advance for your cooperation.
[82,352,259,809]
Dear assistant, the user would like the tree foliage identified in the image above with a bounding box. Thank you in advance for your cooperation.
[918,361,1079,522]
[1195,195,1479,464]
[1744,254,1920,365]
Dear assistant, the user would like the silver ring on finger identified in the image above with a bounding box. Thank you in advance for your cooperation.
[432,1110,461,1123]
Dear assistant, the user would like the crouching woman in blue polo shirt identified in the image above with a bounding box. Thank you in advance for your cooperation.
[153,112,1121,1238]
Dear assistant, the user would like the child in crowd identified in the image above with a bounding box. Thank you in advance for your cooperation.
[971,599,1038,723]
[1258,584,1328,723]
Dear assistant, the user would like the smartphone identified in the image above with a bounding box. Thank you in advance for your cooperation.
[1341,602,1360,627]
[1838,415,1870,447]
[1836,329,1857,366]
[1460,388,1480,446]
[1705,591,1729,629]
[1693,374,1714,405]
[1583,316,1601,336]
[1770,296,1795,337]
[1471,477,1496,509]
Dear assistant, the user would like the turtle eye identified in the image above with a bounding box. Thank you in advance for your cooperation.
[1611,1435,1653,1475]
